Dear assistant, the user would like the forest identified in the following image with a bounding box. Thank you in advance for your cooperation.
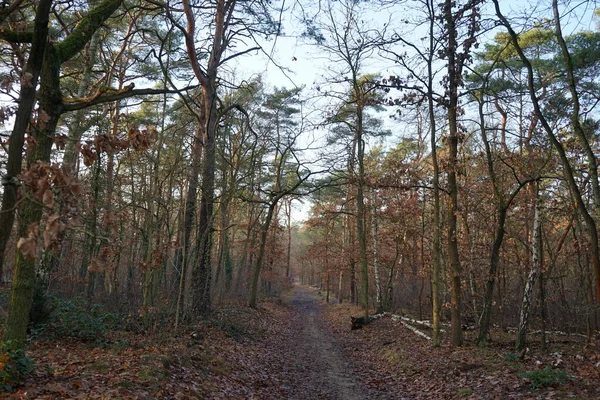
[1,0,600,398]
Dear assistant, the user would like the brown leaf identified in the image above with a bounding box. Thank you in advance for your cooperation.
[0,75,12,91]
[16,236,36,260]
[54,134,68,150]
[42,188,55,208]
[42,215,64,249]
[88,258,103,272]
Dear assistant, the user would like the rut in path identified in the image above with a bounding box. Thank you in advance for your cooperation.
[255,285,376,400]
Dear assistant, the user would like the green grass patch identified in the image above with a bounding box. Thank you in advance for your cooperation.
[519,366,572,389]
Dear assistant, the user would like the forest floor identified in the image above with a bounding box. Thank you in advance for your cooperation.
[2,285,600,399]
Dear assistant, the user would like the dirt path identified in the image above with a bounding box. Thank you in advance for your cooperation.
[252,285,377,400]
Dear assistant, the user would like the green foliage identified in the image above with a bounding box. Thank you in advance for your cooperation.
[35,296,119,342]
[211,318,251,341]
[0,341,34,390]
[519,366,571,389]
[504,352,518,362]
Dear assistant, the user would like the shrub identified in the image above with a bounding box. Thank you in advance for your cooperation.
[0,342,34,390]
[36,296,119,342]
[519,366,571,389]
[211,319,250,341]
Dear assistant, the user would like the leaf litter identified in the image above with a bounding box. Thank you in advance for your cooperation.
[2,285,599,399]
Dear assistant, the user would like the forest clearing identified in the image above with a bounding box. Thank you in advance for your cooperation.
[0,285,598,399]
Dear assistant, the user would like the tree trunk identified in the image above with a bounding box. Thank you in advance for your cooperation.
[62,31,101,175]
[285,198,292,279]
[444,0,464,346]
[515,184,542,352]
[386,235,401,312]
[426,0,442,347]
[5,42,62,345]
[356,106,369,321]
[176,126,202,323]
[190,0,229,315]
[476,119,509,346]
[338,269,344,304]
[249,201,279,308]
[214,158,231,304]
[371,190,383,313]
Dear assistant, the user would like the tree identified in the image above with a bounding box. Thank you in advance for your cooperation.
[248,86,316,308]
[2,0,125,347]
[438,0,482,346]
[168,0,280,316]
[515,182,542,352]
[312,0,392,321]
[468,49,526,346]
[493,0,600,310]
[0,0,52,282]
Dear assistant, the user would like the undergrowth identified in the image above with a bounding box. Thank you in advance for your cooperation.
[519,366,571,389]
[0,341,34,390]
[32,296,119,342]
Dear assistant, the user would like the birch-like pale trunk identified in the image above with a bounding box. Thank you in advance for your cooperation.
[515,184,542,352]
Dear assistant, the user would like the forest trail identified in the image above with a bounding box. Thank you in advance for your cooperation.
[254,285,374,400]
[5,283,597,399]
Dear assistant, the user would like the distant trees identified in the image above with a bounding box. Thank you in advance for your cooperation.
[306,0,393,322]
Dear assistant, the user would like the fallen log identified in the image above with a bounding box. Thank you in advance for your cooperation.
[399,320,431,340]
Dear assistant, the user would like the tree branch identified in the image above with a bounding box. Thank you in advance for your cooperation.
[55,0,122,62]
[62,85,199,112]
[0,30,33,43]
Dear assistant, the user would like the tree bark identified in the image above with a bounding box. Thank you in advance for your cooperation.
[249,201,279,308]
[427,0,442,347]
[5,41,62,345]
[515,184,542,352]
[3,0,123,347]
[371,190,383,314]
[356,104,369,321]
[285,198,292,279]
[443,0,463,346]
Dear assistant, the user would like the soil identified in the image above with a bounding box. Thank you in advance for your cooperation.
[252,285,382,400]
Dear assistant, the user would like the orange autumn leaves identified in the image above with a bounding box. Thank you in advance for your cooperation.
[79,126,158,167]
[16,162,79,260]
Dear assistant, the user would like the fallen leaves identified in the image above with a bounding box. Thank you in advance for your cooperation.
[3,287,600,399]
[322,296,600,399]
